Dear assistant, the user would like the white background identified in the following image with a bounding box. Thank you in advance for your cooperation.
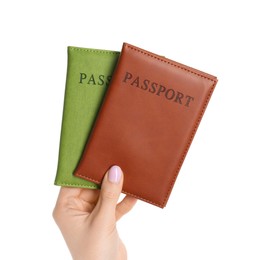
[0,0,273,259]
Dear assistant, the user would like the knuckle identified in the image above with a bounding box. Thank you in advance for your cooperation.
[102,190,118,200]
[52,206,61,223]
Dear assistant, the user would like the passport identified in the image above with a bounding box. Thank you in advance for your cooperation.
[55,46,119,189]
[74,43,218,207]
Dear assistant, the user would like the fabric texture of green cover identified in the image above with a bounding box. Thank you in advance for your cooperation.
[55,46,120,188]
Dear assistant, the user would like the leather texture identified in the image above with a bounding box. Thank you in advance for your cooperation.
[74,43,218,207]
[55,46,120,188]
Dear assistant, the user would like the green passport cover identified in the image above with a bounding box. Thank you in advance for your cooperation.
[55,46,120,188]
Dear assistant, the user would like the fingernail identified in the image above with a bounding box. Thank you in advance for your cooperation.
[108,165,122,184]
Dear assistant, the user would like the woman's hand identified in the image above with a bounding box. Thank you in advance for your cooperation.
[53,165,137,260]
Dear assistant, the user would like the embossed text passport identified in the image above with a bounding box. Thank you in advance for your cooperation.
[74,43,218,207]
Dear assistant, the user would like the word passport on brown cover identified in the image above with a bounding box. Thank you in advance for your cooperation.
[74,43,218,208]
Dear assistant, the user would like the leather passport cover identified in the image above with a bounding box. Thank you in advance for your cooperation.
[74,43,218,207]
[55,46,120,189]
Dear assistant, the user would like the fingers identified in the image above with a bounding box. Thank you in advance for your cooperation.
[53,187,79,225]
[95,165,124,218]
[56,187,82,202]
[53,187,82,215]
[116,195,138,221]
[54,187,99,207]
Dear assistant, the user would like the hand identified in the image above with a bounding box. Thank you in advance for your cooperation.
[53,165,137,260]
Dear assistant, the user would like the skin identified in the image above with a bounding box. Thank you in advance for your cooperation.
[53,166,137,260]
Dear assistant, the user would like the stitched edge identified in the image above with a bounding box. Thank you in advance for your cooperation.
[75,173,164,208]
[164,82,217,206]
[69,46,120,55]
[54,182,98,189]
[126,44,216,83]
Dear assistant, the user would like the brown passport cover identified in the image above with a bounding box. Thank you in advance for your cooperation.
[74,43,218,208]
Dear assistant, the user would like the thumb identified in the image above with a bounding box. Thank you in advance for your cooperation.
[96,165,123,217]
